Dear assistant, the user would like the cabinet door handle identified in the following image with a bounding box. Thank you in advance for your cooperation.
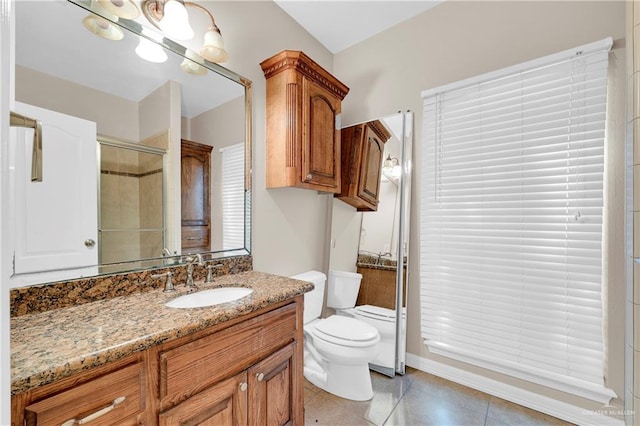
[239,382,248,392]
[84,239,96,248]
[187,237,203,241]
[61,396,126,426]
[256,372,265,381]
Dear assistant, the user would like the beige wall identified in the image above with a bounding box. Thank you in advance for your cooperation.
[15,66,139,141]
[197,1,335,276]
[333,0,627,415]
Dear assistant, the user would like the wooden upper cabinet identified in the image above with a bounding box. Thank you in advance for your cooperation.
[260,50,349,193]
[181,139,212,252]
[336,120,391,211]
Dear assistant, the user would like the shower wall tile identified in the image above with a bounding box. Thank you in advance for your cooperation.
[139,173,163,229]
[100,230,141,264]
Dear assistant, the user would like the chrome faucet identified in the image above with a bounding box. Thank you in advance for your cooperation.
[206,263,224,283]
[376,251,392,264]
[151,271,175,293]
[185,253,204,292]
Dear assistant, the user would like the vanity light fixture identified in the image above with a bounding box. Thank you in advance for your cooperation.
[135,37,168,63]
[82,0,131,41]
[383,155,399,171]
[96,0,140,19]
[382,155,401,183]
[141,0,229,63]
[180,50,207,76]
[82,15,124,41]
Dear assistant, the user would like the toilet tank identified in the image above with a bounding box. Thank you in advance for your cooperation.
[290,271,326,324]
[327,270,362,309]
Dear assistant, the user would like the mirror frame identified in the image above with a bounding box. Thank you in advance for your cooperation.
[329,110,413,377]
[395,110,412,375]
[13,0,253,283]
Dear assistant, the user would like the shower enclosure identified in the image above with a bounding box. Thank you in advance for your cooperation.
[98,137,166,266]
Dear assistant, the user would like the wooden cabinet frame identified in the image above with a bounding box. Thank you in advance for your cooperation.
[12,297,305,426]
[261,50,349,193]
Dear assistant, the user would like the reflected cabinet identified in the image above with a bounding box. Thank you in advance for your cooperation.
[261,50,349,193]
[181,140,212,253]
[336,120,391,211]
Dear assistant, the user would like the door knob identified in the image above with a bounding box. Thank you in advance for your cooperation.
[256,372,264,381]
[84,239,96,248]
[239,382,247,392]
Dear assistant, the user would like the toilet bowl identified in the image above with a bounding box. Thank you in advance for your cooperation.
[291,270,380,401]
[340,304,406,370]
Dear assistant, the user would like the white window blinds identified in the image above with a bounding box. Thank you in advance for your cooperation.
[420,38,615,403]
[220,143,245,250]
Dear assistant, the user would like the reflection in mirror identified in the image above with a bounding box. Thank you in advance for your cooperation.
[10,0,251,286]
[98,137,166,266]
[329,112,413,377]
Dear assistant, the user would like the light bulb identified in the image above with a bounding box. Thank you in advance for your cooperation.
[135,38,168,63]
[159,0,194,40]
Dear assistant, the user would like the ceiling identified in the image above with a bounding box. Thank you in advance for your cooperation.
[273,0,443,53]
[14,0,443,118]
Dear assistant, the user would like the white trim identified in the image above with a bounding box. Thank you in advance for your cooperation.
[406,353,626,426]
[428,343,617,404]
[421,37,613,98]
[0,0,12,422]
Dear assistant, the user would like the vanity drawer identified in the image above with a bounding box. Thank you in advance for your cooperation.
[24,362,144,426]
[181,225,209,250]
[159,303,297,406]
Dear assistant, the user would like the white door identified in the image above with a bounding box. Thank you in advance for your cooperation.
[10,102,98,274]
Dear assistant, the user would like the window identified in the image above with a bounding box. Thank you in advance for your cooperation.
[420,38,615,402]
[220,143,245,250]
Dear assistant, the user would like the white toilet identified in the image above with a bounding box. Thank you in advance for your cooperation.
[342,304,406,371]
[330,270,406,372]
[291,270,380,401]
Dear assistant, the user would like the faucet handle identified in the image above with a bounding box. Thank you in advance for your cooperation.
[152,271,175,293]
[206,263,223,283]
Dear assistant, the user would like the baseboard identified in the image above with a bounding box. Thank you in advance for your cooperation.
[405,353,626,426]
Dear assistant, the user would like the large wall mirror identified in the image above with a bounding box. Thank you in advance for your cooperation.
[328,111,413,376]
[9,0,251,286]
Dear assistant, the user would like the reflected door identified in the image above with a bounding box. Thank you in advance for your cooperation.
[12,101,98,274]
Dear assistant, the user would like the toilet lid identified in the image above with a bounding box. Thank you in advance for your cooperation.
[313,316,379,345]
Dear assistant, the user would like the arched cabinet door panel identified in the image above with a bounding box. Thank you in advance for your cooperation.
[261,50,349,193]
[336,120,391,212]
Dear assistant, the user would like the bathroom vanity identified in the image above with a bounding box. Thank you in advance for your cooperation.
[10,271,312,425]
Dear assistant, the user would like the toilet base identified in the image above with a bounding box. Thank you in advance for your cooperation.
[326,363,374,401]
[305,360,373,401]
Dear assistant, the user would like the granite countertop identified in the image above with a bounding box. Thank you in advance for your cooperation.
[11,271,313,395]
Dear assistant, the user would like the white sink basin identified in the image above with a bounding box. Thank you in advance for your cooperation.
[166,287,253,309]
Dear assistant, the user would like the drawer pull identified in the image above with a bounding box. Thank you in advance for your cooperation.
[61,396,126,426]
[239,382,248,392]
[187,237,203,241]
[256,372,265,382]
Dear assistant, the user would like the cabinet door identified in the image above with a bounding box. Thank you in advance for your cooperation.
[159,372,248,426]
[247,344,299,426]
[301,78,341,191]
[357,126,385,207]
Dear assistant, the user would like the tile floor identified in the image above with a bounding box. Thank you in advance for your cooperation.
[303,367,572,426]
